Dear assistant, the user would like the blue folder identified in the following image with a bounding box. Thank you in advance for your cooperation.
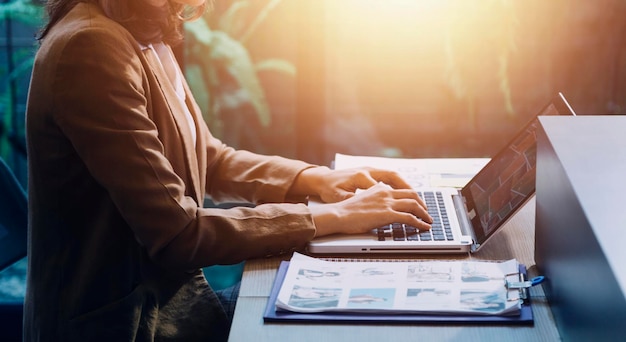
[263,261,533,325]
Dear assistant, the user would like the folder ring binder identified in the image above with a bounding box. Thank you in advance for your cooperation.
[506,274,545,301]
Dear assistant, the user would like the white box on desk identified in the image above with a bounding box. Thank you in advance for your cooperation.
[535,115,626,342]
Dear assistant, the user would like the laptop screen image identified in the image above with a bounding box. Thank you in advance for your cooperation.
[460,92,577,249]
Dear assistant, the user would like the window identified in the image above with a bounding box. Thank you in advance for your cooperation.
[186,0,626,166]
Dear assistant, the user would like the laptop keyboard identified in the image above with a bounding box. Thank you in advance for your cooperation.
[375,191,454,242]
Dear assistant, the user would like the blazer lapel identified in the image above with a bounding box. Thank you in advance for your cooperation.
[142,46,203,203]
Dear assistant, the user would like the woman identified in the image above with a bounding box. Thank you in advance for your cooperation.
[24,1,432,341]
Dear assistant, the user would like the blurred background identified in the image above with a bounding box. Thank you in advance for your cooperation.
[1,0,625,338]
[183,0,626,167]
[2,0,626,185]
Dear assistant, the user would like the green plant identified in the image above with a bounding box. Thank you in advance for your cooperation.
[0,0,43,162]
[184,0,295,143]
[0,0,42,27]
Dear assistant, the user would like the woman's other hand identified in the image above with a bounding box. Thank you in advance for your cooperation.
[292,166,422,203]
[309,182,433,237]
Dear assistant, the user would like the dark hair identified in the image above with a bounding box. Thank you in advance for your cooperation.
[39,0,207,45]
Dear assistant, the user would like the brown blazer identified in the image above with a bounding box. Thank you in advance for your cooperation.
[24,3,316,341]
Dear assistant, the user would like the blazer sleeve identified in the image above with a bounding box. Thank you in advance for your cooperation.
[202,133,316,205]
[44,21,316,269]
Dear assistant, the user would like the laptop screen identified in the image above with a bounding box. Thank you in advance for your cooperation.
[459,93,576,246]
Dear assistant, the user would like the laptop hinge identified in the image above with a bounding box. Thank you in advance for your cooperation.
[452,194,478,251]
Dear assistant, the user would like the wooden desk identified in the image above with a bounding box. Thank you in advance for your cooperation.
[228,197,561,342]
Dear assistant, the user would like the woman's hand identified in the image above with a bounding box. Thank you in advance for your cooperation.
[309,182,433,237]
[292,166,422,204]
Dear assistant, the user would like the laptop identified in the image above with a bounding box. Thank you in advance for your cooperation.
[307,92,577,255]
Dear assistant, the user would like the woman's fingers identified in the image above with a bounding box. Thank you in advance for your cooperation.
[367,168,413,190]
[390,199,433,230]
[388,188,429,212]
[313,183,435,237]
[359,185,433,228]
